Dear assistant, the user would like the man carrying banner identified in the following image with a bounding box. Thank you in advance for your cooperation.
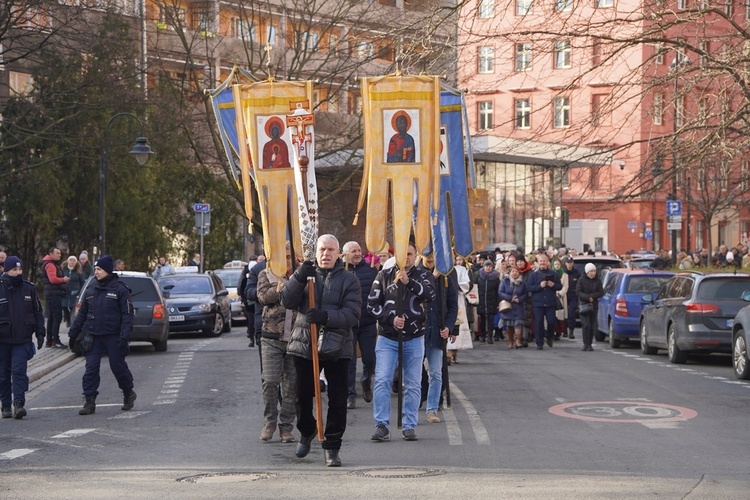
[368,242,435,442]
[281,234,361,467]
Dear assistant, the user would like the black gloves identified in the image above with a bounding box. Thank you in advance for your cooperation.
[306,308,328,326]
[69,336,81,355]
[118,338,130,357]
[294,261,316,283]
[36,336,44,350]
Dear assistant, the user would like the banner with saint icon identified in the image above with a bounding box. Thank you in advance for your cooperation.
[354,74,441,269]
[232,80,314,277]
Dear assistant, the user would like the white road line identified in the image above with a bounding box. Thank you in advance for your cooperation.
[640,422,682,429]
[153,399,176,405]
[448,382,491,445]
[0,449,36,460]
[31,404,120,411]
[109,411,150,419]
[52,428,97,439]
[441,407,463,445]
[723,380,747,385]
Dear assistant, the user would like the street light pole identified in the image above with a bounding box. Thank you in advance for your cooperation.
[100,112,155,256]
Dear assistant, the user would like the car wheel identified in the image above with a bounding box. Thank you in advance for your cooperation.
[222,313,232,333]
[608,320,621,349]
[641,321,657,355]
[733,330,750,380]
[152,339,168,352]
[667,323,687,364]
[204,313,224,337]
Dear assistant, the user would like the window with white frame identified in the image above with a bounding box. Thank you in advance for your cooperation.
[742,159,749,191]
[591,94,610,127]
[653,93,663,125]
[725,0,733,15]
[233,19,255,41]
[8,71,34,96]
[676,95,685,128]
[554,40,571,68]
[553,97,570,128]
[358,41,374,60]
[699,40,708,66]
[159,6,186,28]
[515,42,532,71]
[478,46,494,73]
[303,32,319,51]
[597,0,613,7]
[655,43,664,64]
[516,0,532,15]
[677,0,687,10]
[746,0,750,19]
[266,24,277,45]
[479,0,495,17]
[698,97,707,125]
[701,0,709,9]
[555,0,573,11]
[479,101,494,131]
[515,98,531,129]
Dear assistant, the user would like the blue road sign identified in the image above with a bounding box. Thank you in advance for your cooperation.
[645,230,653,239]
[193,203,211,213]
[666,200,682,216]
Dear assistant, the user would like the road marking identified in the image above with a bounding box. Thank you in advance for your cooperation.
[441,407,463,445]
[0,449,36,460]
[109,411,150,419]
[549,401,697,424]
[52,428,97,439]
[449,382,490,445]
[153,399,176,405]
[31,404,120,411]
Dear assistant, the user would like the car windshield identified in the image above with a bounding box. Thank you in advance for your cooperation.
[212,269,241,288]
[120,277,160,301]
[625,276,672,294]
[159,276,212,295]
[630,259,655,269]
[697,277,750,300]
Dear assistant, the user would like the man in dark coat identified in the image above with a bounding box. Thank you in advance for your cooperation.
[281,234,361,467]
[475,259,500,344]
[563,256,581,339]
[0,257,45,419]
[527,253,563,349]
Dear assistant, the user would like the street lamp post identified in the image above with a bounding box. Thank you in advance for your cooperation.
[100,112,155,256]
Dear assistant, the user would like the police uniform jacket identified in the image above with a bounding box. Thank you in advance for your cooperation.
[69,274,134,340]
[0,275,45,345]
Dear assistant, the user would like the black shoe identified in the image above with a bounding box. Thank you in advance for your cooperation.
[346,396,356,409]
[13,402,26,419]
[563,332,569,338]
[554,334,561,341]
[402,429,418,441]
[537,345,543,350]
[487,336,494,344]
[324,449,342,467]
[122,389,137,411]
[362,380,373,403]
[296,434,314,458]
[588,346,594,351]
[1,407,11,418]
[79,395,96,415]
[569,334,576,339]
[248,338,255,347]
[582,347,589,351]
[371,424,390,441]
[546,337,553,348]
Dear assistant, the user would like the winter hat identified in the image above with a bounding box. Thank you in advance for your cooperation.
[95,255,114,274]
[4,256,22,270]
[79,250,88,261]
[585,263,596,273]
[726,251,735,262]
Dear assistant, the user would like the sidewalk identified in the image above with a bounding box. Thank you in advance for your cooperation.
[28,329,77,384]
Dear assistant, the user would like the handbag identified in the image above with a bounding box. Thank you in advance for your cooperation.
[579,302,593,314]
[555,295,564,311]
[466,284,479,305]
[317,326,348,362]
[499,300,512,312]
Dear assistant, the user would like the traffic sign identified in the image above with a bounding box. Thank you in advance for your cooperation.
[627,221,638,230]
[667,222,682,231]
[666,200,682,216]
[645,230,652,239]
[193,203,211,213]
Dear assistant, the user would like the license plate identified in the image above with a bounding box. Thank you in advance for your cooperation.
[727,319,734,328]
[170,315,185,322]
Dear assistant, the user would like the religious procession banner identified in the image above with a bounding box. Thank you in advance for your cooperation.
[232,80,313,278]
[355,74,441,270]
[432,86,477,275]
[206,67,259,187]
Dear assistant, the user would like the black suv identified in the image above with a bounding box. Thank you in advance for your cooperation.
[640,271,750,363]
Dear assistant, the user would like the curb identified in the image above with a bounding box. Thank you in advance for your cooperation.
[29,352,78,384]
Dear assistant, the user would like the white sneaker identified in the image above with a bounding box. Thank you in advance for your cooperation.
[427,411,440,423]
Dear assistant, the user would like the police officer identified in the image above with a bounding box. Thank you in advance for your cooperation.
[68,255,136,415]
[0,257,45,419]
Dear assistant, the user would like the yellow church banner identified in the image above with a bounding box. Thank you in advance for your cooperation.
[233,80,312,278]
[355,74,441,269]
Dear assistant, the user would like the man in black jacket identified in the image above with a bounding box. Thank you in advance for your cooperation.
[527,254,563,349]
[0,257,46,419]
[342,241,378,409]
[563,256,580,339]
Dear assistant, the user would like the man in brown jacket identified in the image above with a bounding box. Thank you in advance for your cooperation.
[256,248,297,443]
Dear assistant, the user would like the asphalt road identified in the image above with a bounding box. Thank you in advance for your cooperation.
[2,326,750,499]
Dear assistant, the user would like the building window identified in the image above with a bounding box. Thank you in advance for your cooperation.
[515,98,531,129]
[676,95,685,128]
[589,167,601,190]
[746,0,750,19]
[553,97,570,128]
[554,40,571,69]
[159,6,186,28]
[358,41,374,60]
[478,46,494,73]
[596,0,613,7]
[742,159,749,191]
[479,0,495,17]
[8,71,34,96]
[591,94,610,127]
[592,38,611,66]
[699,40,708,66]
[515,42,532,71]
[192,9,211,31]
[698,97,707,125]
[655,43,664,65]
[555,0,573,11]
[479,101,494,131]
[677,0,687,9]
[657,94,670,128]
[233,19,255,41]
[516,0,532,15]
[266,24,277,45]
[725,0,733,15]
[696,220,704,248]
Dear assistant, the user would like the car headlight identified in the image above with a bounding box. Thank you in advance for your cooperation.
[190,303,212,312]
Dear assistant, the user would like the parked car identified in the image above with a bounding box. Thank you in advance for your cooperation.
[157,272,232,337]
[211,268,246,324]
[627,254,658,269]
[572,255,624,284]
[75,271,169,352]
[596,268,674,347]
[730,292,750,379]
[639,271,750,363]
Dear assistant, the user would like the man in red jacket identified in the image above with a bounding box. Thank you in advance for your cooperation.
[39,247,70,348]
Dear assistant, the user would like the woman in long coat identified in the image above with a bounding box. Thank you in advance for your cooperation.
[498,266,527,349]
[447,256,473,364]
[552,258,569,340]
[475,259,500,344]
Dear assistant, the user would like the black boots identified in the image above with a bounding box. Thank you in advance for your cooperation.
[296,434,314,458]
[122,389,137,411]
[1,406,11,418]
[324,449,341,467]
[13,401,26,419]
[79,395,96,415]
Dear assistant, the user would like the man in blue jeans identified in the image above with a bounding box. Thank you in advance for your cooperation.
[368,243,435,441]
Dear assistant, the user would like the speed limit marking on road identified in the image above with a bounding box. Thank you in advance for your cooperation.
[549,401,697,423]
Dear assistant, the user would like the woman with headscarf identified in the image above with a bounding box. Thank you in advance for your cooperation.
[474,259,500,344]
[552,258,568,340]
[62,256,85,328]
[576,263,604,352]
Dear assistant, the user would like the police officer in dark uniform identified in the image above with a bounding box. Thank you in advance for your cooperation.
[68,255,136,415]
[0,256,46,419]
